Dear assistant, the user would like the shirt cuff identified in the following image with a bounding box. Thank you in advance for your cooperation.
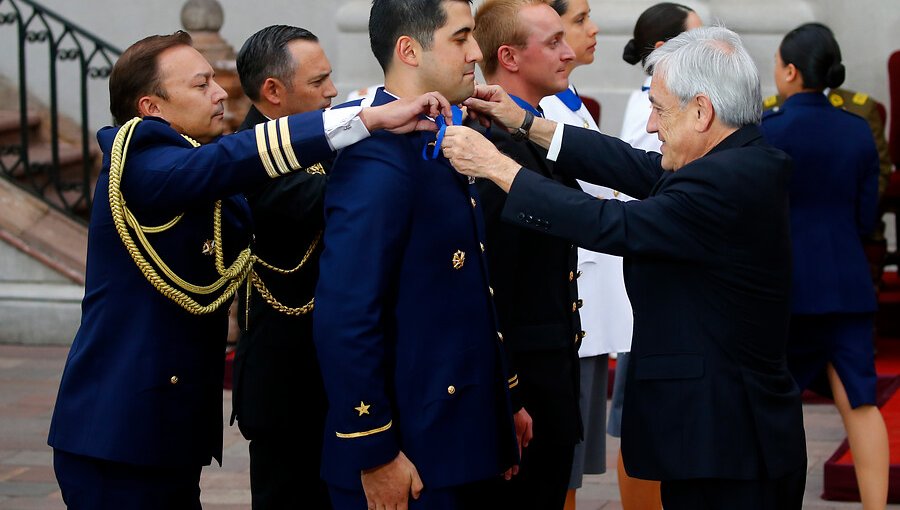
[323,106,371,151]
[546,123,566,161]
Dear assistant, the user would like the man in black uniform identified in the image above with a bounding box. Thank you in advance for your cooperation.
[231,25,337,509]
[471,2,582,508]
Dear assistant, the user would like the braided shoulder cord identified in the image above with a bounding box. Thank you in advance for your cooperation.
[107,117,252,315]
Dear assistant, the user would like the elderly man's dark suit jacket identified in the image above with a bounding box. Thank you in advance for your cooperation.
[501,124,807,482]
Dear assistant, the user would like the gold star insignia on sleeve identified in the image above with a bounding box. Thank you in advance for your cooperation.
[354,401,371,416]
[201,240,215,255]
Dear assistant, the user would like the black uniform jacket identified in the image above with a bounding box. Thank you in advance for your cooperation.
[231,105,330,437]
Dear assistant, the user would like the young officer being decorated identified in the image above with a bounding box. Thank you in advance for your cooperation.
[47,31,452,510]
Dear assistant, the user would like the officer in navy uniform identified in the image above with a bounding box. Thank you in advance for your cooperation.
[230,25,337,509]
[760,22,887,508]
[313,1,532,509]
[47,31,453,510]
[470,2,583,509]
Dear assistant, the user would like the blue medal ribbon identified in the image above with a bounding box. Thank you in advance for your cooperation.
[555,88,583,112]
[423,105,464,160]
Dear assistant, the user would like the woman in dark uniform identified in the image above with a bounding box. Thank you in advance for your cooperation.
[760,23,888,510]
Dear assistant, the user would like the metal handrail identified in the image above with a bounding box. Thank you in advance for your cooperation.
[0,0,121,222]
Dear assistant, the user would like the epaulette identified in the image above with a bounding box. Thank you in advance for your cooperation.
[763,95,779,109]
[852,92,869,105]
[829,93,844,107]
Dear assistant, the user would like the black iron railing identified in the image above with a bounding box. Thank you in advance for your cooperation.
[0,0,120,220]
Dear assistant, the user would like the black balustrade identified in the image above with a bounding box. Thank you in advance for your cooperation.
[0,0,120,221]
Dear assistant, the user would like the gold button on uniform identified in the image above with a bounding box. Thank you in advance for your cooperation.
[452,250,466,270]
[471,198,477,209]
[489,286,494,296]
[572,301,578,312]
[170,376,179,385]
[448,385,456,395]
[569,271,574,282]
[497,331,504,342]
[480,242,485,253]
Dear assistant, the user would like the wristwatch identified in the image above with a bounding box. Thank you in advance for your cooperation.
[511,110,535,141]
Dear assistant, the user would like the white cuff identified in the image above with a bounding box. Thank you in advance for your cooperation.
[546,123,566,161]
[323,106,371,151]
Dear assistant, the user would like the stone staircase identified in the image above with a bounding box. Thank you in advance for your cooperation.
[0,109,91,345]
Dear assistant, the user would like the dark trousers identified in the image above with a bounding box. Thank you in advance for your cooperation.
[53,448,202,510]
[329,477,506,510]
[496,348,578,510]
[249,434,331,509]
[660,464,807,510]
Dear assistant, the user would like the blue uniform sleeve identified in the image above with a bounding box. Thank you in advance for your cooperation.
[313,134,413,472]
[121,111,332,213]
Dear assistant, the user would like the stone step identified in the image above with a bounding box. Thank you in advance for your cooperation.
[1,140,99,216]
[0,110,41,148]
[0,282,83,345]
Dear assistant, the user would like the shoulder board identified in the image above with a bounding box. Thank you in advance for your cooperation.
[828,93,844,107]
[852,92,869,105]
[763,95,779,108]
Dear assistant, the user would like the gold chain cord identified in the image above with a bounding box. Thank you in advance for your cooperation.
[246,212,323,317]
[108,117,252,315]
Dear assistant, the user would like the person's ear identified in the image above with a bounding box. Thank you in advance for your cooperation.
[397,36,420,67]
[137,95,161,117]
[694,94,715,132]
[654,40,665,49]
[260,77,285,106]
[784,63,799,84]
[497,45,519,73]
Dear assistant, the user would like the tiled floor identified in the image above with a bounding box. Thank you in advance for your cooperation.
[0,344,895,509]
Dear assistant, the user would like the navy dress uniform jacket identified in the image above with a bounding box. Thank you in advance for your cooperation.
[760,92,879,314]
[48,113,334,468]
[499,125,807,481]
[314,88,519,490]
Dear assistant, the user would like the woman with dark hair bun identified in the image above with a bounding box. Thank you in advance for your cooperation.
[760,23,888,510]
[618,2,701,151]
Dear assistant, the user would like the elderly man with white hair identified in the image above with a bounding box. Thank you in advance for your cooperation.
[441,26,808,510]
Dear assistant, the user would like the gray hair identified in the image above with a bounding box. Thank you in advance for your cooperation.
[645,26,762,127]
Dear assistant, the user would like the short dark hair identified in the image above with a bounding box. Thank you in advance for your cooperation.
[109,31,193,125]
[779,23,845,91]
[622,2,694,67]
[369,0,473,73]
[236,25,319,102]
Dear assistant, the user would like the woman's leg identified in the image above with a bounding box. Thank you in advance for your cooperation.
[827,363,888,510]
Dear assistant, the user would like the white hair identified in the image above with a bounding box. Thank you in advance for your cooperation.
[645,26,762,127]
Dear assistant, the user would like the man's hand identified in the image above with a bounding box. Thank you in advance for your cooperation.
[461,84,526,132]
[359,91,453,134]
[361,451,424,510]
[504,407,534,480]
[442,126,521,193]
